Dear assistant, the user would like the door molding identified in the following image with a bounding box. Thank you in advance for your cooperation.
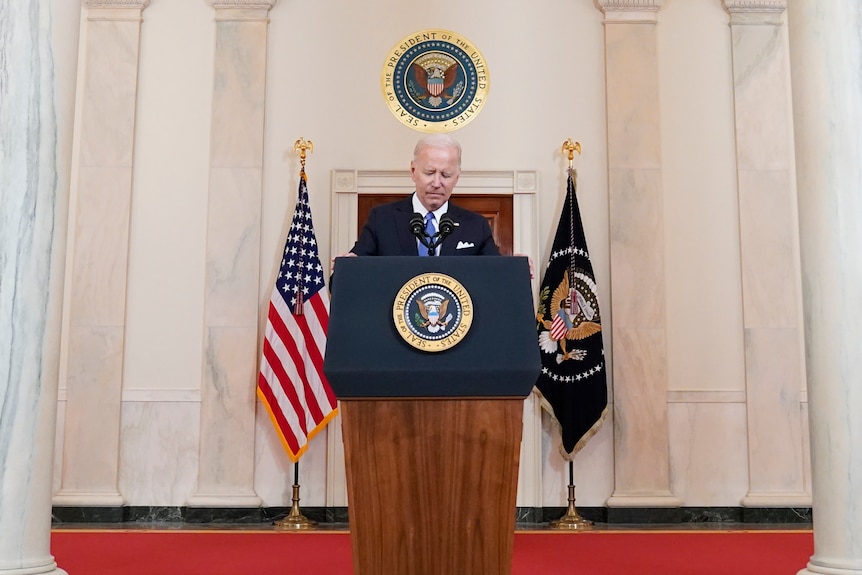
[330,169,539,260]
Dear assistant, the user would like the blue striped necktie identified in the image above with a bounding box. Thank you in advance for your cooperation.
[420,212,435,256]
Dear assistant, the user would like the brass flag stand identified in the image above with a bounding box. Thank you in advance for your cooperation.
[275,462,316,530]
[550,460,593,530]
[548,138,593,531]
[274,137,317,532]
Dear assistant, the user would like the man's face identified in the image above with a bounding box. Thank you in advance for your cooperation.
[411,144,461,212]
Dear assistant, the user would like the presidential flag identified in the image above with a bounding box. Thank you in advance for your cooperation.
[534,170,608,459]
[258,170,337,462]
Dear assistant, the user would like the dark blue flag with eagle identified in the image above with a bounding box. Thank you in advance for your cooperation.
[534,170,608,459]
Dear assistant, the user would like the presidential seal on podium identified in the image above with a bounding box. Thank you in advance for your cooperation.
[393,273,474,352]
[381,29,490,133]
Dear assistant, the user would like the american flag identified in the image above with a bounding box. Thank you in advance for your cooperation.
[258,170,337,462]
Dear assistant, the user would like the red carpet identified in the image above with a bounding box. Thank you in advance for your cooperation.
[51,529,812,575]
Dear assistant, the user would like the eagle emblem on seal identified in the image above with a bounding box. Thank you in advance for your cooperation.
[536,272,602,364]
[416,295,450,333]
[411,61,459,106]
[407,52,464,108]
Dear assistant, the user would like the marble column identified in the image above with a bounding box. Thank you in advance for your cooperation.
[597,0,680,518]
[787,1,862,573]
[186,0,274,510]
[722,0,810,510]
[54,0,149,513]
[0,2,68,574]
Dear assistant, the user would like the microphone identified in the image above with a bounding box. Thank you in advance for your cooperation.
[409,212,426,237]
[409,212,433,250]
[438,213,457,239]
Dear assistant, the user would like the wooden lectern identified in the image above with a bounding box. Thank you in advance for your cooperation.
[325,257,541,575]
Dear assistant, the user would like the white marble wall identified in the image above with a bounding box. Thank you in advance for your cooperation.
[787,1,862,573]
[724,0,810,507]
[668,394,750,505]
[38,0,815,516]
[1,1,67,573]
[120,397,200,506]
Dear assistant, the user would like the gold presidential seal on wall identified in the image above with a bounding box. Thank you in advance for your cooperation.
[381,29,490,133]
[393,273,474,352]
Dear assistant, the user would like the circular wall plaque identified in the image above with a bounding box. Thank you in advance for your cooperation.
[381,29,490,133]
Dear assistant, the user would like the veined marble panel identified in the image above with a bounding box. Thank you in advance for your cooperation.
[668,401,749,506]
[191,0,270,510]
[53,402,66,495]
[69,225,130,326]
[57,326,124,502]
[56,0,145,513]
[731,23,792,169]
[78,18,141,168]
[728,3,808,509]
[604,26,662,168]
[193,326,259,501]
[74,166,134,227]
[204,167,263,327]
[119,402,200,506]
[608,168,666,327]
[209,21,268,168]
[743,327,806,496]
[610,327,672,497]
[69,168,133,327]
[737,169,799,327]
[603,10,673,507]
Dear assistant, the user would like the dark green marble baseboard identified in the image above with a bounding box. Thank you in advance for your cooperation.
[52,505,813,526]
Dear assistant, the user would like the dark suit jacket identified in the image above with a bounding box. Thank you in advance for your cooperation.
[350,197,500,256]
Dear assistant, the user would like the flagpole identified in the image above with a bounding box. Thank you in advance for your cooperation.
[273,137,318,531]
[547,139,593,531]
[562,139,582,306]
[291,138,313,315]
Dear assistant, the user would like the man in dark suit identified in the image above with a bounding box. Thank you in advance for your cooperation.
[347,134,500,257]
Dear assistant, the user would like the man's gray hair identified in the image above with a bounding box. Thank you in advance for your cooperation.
[413,134,462,167]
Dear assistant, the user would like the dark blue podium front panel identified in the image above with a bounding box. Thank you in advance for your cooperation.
[324,256,540,398]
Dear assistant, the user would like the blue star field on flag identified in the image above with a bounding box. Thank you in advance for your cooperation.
[276,175,327,315]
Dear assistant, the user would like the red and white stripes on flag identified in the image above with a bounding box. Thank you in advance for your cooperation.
[550,311,568,341]
[258,171,337,462]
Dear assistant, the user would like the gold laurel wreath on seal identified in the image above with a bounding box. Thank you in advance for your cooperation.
[381,29,490,133]
[392,273,474,352]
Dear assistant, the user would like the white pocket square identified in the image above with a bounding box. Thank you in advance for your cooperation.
[456,241,475,249]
